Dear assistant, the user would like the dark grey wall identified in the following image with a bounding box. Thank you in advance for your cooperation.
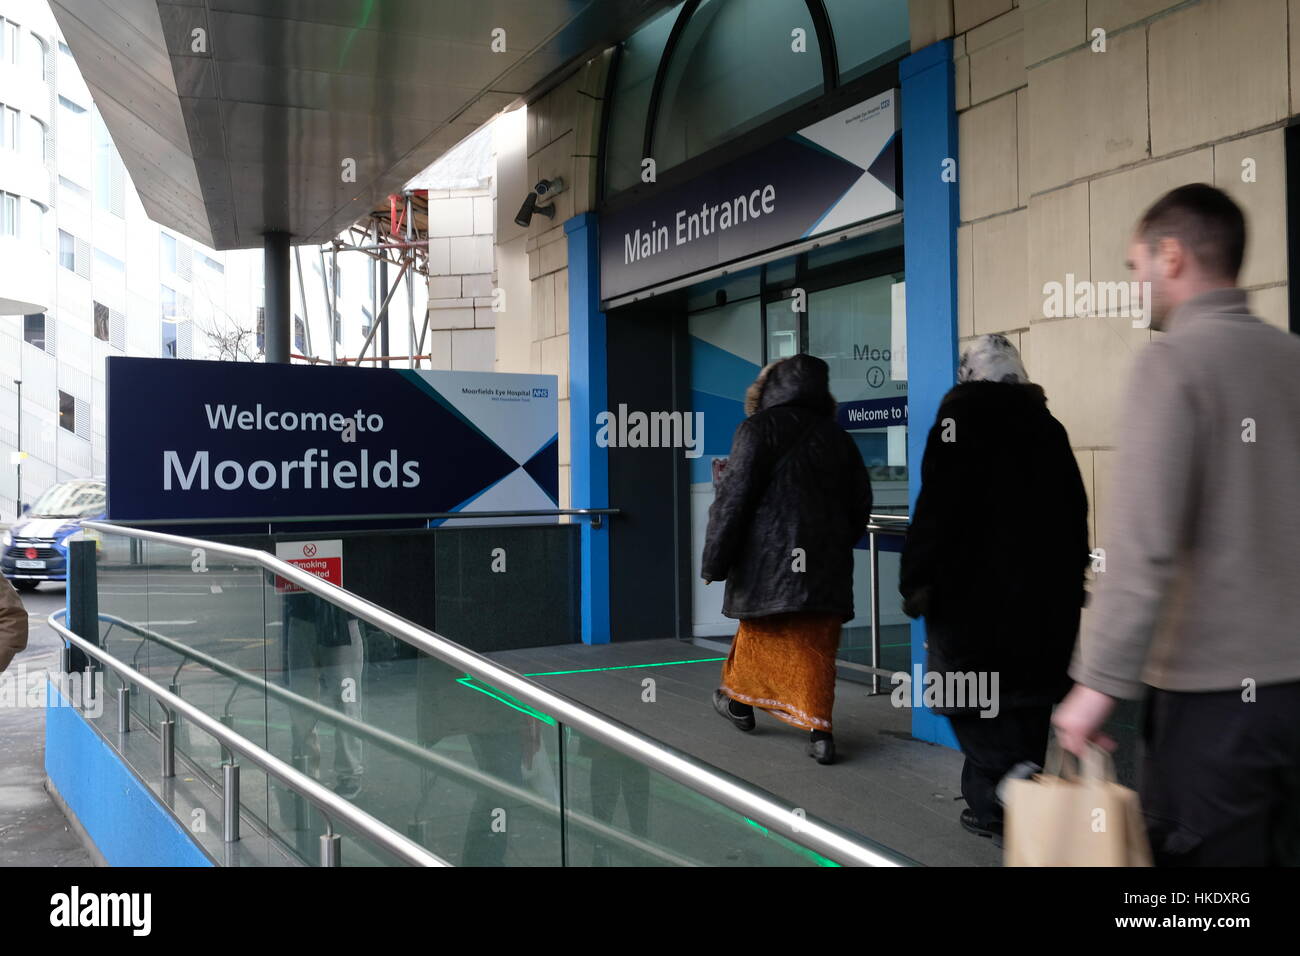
[214,524,580,653]
[604,295,692,641]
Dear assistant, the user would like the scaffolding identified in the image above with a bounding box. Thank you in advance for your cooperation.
[291,189,437,369]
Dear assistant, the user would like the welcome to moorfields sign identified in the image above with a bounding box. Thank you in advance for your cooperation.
[105,357,559,522]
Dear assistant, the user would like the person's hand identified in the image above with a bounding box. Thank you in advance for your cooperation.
[1052,683,1117,757]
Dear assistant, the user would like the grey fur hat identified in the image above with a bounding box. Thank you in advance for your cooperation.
[957,334,1031,385]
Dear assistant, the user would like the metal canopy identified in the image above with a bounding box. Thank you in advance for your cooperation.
[50,0,673,250]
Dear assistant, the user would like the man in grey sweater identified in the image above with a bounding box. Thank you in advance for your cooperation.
[1054,184,1300,866]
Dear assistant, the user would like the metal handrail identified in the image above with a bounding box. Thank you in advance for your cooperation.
[863,513,909,693]
[48,610,448,868]
[78,520,910,867]
[867,512,909,533]
[88,612,706,865]
[97,508,621,528]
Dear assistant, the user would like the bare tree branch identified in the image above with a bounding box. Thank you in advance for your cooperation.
[196,313,262,362]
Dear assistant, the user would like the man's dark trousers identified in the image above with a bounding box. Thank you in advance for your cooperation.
[949,705,1051,827]
[1140,680,1300,866]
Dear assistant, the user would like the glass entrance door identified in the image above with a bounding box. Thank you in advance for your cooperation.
[806,275,910,675]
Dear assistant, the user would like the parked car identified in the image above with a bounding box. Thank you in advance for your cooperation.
[1,477,106,591]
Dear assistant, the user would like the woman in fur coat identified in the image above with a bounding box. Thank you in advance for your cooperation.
[702,354,872,765]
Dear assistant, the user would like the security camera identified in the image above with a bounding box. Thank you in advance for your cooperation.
[533,178,564,198]
[515,192,544,227]
[514,178,566,227]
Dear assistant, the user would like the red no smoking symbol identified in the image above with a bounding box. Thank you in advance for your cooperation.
[302,543,317,557]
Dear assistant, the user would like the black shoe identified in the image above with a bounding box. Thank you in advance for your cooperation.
[807,732,835,765]
[959,807,1003,839]
[712,689,755,732]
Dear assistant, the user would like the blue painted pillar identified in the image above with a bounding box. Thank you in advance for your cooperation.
[900,40,961,749]
[566,213,611,644]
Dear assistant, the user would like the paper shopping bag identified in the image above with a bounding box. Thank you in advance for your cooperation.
[1003,741,1152,867]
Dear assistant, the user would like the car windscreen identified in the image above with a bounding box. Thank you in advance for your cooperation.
[29,480,107,519]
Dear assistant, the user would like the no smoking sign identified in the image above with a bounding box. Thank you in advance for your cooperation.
[274,539,343,593]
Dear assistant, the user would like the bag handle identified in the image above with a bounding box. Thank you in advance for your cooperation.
[1044,736,1115,783]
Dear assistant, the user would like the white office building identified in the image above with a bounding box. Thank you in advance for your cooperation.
[0,0,455,518]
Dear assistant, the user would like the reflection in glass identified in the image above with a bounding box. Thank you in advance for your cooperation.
[563,727,831,867]
[604,3,684,195]
[765,299,798,359]
[822,0,910,84]
[807,275,910,672]
[652,0,823,177]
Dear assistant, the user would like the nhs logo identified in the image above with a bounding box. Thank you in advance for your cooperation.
[532,387,549,398]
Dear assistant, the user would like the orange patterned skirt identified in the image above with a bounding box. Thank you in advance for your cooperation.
[720,612,842,732]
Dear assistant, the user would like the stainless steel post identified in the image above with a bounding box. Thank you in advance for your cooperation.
[869,531,880,695]
[223,762,240,843]
[160,718,175,778]
[117,685,130,733]
[320,831,342,867]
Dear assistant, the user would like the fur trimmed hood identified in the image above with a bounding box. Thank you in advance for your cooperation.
[744,354,836,418]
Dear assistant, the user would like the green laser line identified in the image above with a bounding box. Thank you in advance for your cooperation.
[455,676,557,726]
[522,658,726,677]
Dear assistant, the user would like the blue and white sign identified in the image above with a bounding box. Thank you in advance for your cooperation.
[600,89,900,301]
[837,396,908,430]
[105,357,558,522]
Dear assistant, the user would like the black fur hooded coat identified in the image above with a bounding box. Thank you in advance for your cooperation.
[701,354,872,621]
[900,381,1090,710]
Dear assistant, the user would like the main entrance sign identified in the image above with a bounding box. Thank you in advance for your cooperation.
[600,89,901,301]
[106,357,558,521]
